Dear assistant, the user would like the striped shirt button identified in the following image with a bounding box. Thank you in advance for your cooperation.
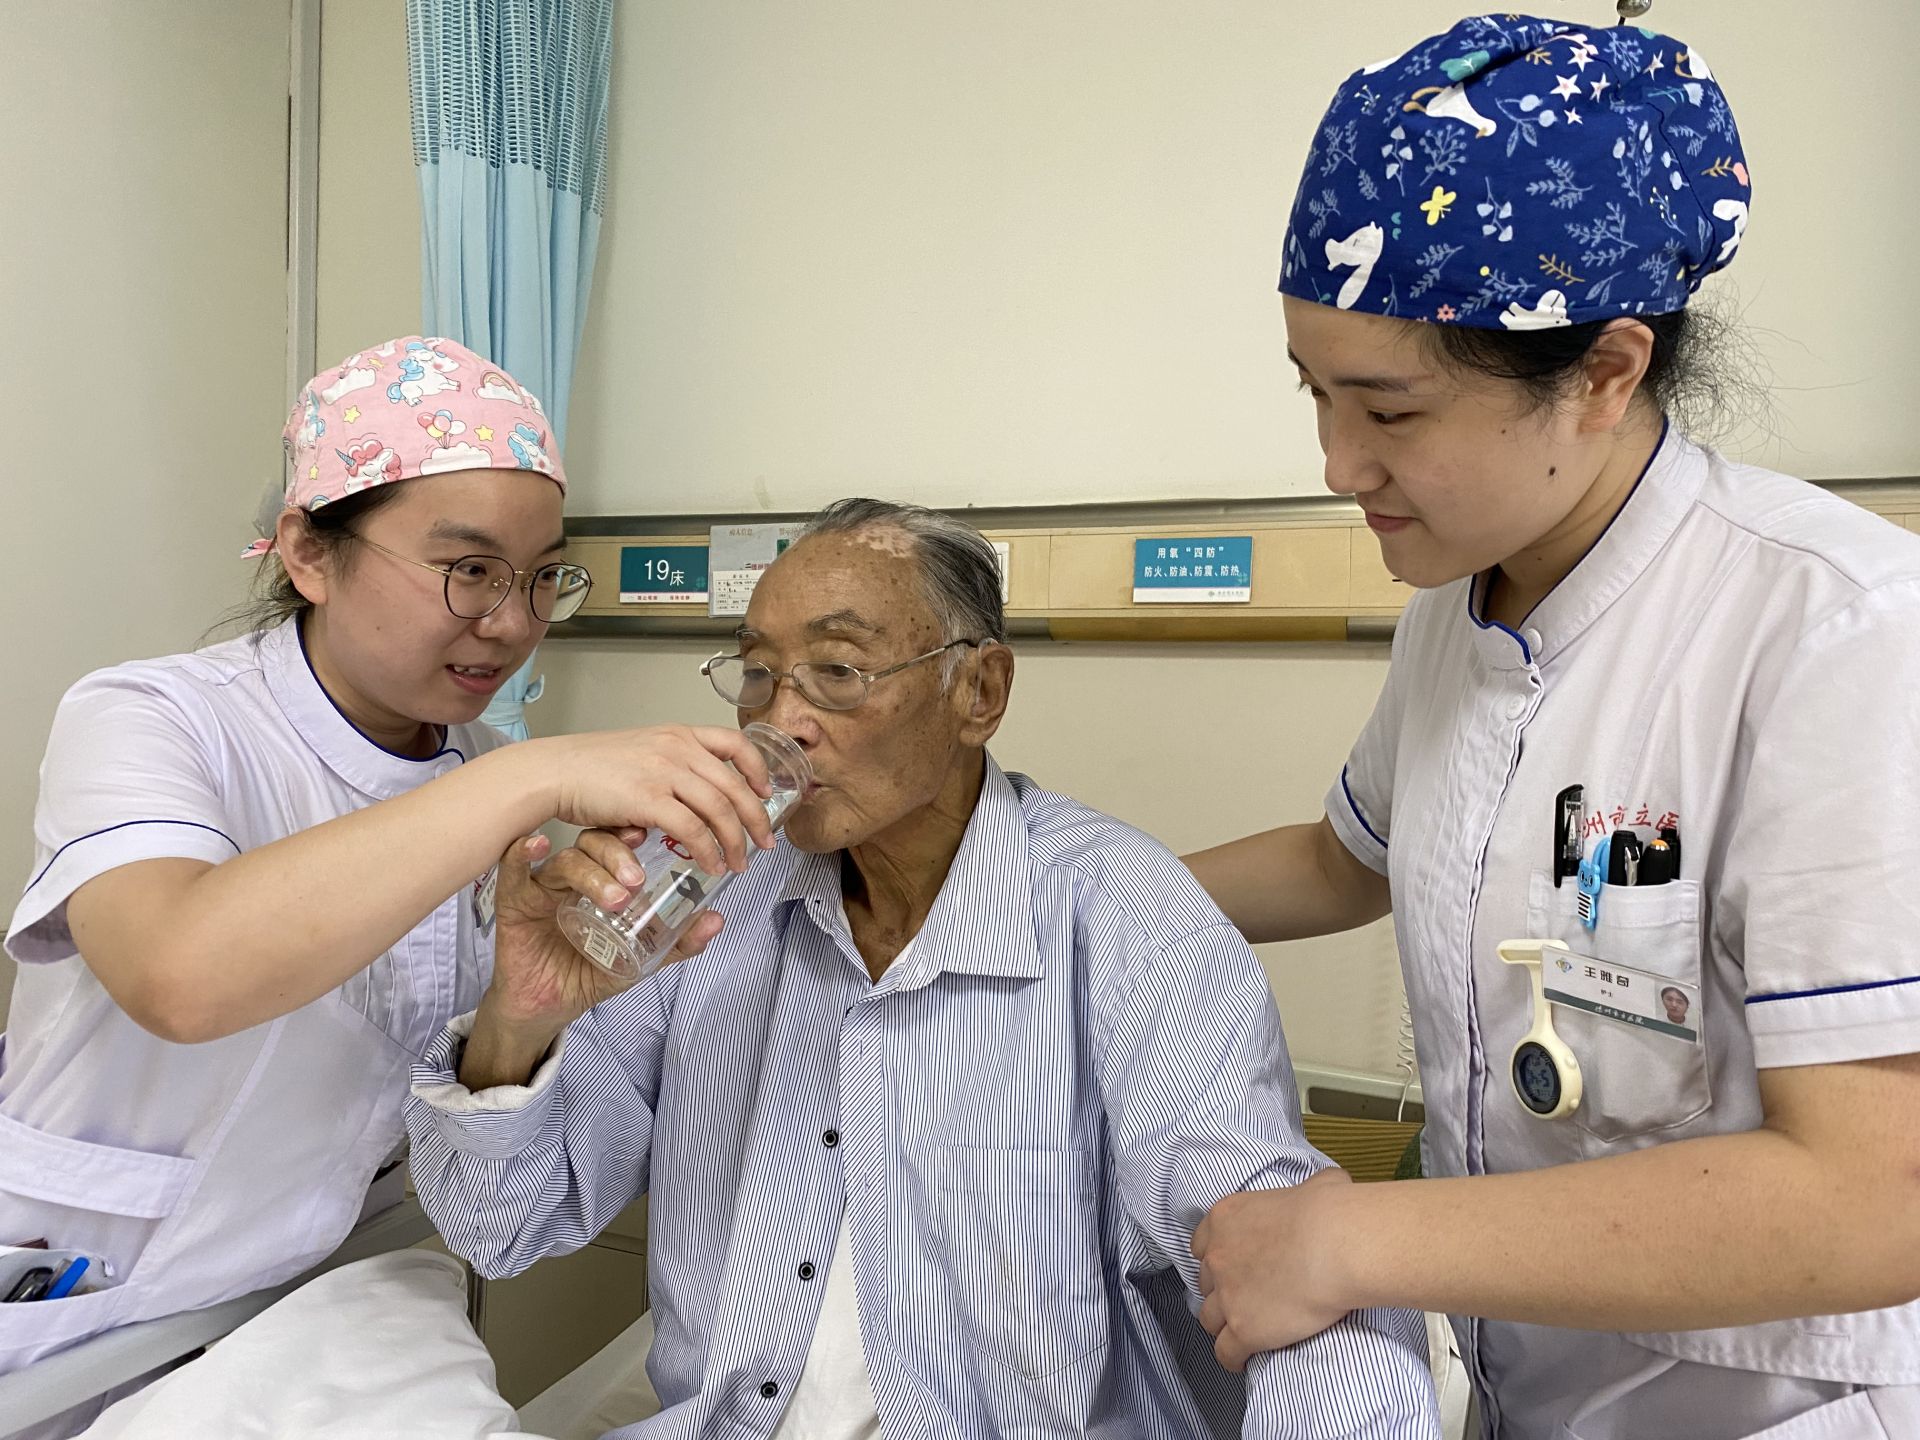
[822,1128,839,1148]
[797,1261,816,1280]
[760,1381,779,1399]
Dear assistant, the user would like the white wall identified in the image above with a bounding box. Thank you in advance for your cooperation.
[0,2,293,1021]
[566,0,1920,514]
[314,0,422,366]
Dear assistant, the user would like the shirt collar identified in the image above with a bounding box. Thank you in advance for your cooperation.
[259,617,469,798]
[777,754,1043,990]
[1466,421,1705,672]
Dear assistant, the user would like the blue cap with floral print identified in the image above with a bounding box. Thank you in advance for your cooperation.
[1279,15,1750,330]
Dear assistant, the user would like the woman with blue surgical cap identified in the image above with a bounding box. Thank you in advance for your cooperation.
[1187,14,1920,1439]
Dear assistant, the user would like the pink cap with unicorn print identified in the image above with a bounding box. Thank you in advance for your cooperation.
[244,336,567,557]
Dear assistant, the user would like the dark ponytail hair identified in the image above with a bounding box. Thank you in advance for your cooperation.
[1420,302,1766,441]
[219,485,408,638]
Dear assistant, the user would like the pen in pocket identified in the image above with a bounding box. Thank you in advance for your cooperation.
[1553,784,1585,888]
[3,1267,53,1304]
[43,1258,89,1300]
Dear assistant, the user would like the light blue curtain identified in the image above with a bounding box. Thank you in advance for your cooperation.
[407,0,614,739]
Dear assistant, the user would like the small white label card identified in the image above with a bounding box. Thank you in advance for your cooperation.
[1541,949,1700,1043]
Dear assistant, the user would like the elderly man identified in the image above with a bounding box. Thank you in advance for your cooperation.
[406,499,1438,1439]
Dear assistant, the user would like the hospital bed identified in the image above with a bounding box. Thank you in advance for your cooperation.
[15,1250,1465,1440]
[0,1068,1470,1440]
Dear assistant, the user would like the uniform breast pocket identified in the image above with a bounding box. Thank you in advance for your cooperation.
[1527,873,1713,1147]
[932,1146,1110,1380]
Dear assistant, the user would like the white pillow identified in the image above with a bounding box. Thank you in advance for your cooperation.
[82,1253,521,1440]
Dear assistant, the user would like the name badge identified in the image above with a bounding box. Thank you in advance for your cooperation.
[1542,949,1699,1043]
[472,867,498,935]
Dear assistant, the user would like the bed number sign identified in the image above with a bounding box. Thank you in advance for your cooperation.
[620,546,710,605]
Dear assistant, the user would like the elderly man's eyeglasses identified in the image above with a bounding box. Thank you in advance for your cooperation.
[355,535,594,623]
[702,640,981,712]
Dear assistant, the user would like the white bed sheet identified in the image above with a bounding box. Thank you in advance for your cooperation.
[512,1311,658,1440]
[73,1252,1464,1440]
[77,1253,528,1440]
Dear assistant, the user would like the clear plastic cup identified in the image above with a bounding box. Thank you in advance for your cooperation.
[555,723,812,984]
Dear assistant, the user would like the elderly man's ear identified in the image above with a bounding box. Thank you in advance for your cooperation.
[956,642,1015,745]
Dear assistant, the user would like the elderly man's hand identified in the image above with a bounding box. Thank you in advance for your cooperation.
[490,828,724,1027]
[1193,1169,1359,1370]
[457,828,726,1090]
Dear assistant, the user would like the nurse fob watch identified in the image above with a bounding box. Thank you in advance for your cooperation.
[1498,939,1584,1120]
